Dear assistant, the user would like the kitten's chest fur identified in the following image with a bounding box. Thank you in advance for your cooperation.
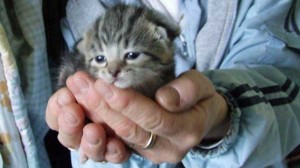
[58,4,180,98]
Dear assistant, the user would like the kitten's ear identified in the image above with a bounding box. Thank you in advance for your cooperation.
[76,30,94,55]
[76,17,101,54]
[147,9,181,41]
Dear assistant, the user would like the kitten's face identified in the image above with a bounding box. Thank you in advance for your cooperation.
[76,5,179,96]
[88,45,164,89]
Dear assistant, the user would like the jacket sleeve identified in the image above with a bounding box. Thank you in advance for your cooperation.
[184,66,300,167]
[183,0,300,167]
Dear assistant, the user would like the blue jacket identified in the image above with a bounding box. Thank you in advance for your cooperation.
[62,0,300,167]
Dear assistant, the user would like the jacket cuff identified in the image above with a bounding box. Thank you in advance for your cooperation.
[190,87,241,159]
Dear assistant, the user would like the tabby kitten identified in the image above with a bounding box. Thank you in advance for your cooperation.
[58,4,180,98]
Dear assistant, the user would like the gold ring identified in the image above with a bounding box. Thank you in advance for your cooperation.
[141,132,157,150]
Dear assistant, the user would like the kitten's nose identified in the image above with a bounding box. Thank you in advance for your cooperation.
[108,62,123,77]
[109,69,121,78]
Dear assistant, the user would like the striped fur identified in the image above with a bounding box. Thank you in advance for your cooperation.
[59,4,180,98]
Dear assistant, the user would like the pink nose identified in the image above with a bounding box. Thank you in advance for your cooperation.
[109,69,121,77]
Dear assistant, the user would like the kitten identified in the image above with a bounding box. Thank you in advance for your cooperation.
[58,4,180,98]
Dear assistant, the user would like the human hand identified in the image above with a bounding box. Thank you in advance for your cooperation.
[46,70,229,163]
[45,73,131,163]
[53,70,229,164]
[90,69,229,163]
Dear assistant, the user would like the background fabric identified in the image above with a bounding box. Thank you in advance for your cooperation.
[0,23,28,168]
[0,0,52,167]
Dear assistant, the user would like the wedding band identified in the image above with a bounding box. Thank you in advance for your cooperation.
[141,132,157,150]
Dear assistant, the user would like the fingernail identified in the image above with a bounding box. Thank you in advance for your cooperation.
[107,143,119,156]
[73,77,89,94]
[57,91,72,106]
[85,132,99,145]
[95,80,112,99]
[63,111,78,126]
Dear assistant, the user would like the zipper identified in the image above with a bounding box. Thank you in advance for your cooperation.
[217,0,239,66]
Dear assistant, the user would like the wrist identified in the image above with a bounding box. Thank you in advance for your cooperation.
[203,92,230,141]
[195,89,241,154]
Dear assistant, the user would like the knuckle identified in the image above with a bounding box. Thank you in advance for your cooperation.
[116,91,136,114]
[184,76,198,92]
[105,88,134,113]
[147,112,176,136]
[143,109,165,131]
[189,70,214,94]
[114,119,137,140]
[57,88,74,105]
[117,96,131,112]
[93,100,110,121]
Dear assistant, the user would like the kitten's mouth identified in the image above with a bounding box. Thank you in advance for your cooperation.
[112,76,119,82]
[112,77,130,89]
[112,78,118,84]
[109,77,119,85]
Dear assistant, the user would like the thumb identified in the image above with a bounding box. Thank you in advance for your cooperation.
[155,70,215,112]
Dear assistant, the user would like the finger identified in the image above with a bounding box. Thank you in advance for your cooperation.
[80,123,106,162]
[67,71,151,150]
[92,100,155,151]
[104,137,131,163]
[93,78,210,164]
[46,88,76,130]
[156,69,215,112]
[94,80,174,135]
[57,103,85,149]
[66,71,105,123]
[67,72,153,149]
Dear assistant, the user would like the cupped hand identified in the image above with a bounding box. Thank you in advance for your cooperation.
[45,73,130,163]
[46,70,229,164]
[90,70,229,163]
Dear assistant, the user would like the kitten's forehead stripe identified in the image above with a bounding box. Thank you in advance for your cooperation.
[98,6,146,48]
[124,8,144,35]
[104,29,110,42]
[117,34,123,45]
[100,35,108,46]
[94,31,103,51]
[124,38,129,49]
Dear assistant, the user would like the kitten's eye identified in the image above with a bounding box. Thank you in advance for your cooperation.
[125,52,140,60]
[95,55,106,63]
